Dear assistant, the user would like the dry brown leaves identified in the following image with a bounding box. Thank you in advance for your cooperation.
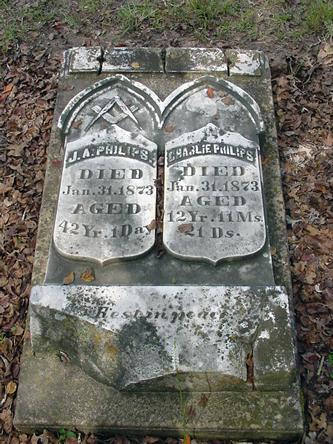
[80,268,95,283]
[273,44,333,443]
[0,33,332,444]
[0,43,59,439]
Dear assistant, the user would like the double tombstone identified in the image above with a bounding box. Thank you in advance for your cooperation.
[15,48,303,440]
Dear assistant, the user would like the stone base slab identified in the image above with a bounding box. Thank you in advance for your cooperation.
[30,285,297,391]
[15,341,303,440]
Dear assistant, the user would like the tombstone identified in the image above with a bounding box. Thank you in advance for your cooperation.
[15,48,303,440]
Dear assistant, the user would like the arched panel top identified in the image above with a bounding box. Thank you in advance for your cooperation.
[161,76,265,134]
[58,75,163,138]
[58,75,265,138]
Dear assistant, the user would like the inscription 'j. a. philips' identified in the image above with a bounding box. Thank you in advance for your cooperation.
[54,125,157,264]
[66,143,156,167]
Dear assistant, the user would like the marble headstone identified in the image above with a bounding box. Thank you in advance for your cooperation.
[15,47,303,440]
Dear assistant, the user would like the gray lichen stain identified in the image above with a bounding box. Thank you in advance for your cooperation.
[115,317,173,389]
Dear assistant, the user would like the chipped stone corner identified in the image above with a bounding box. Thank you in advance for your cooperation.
[225,49,264,77]
[61,47,102,77]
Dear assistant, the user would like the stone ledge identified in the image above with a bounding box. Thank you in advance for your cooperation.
[67,47,164,74]
[64,47,265,76]
[165,47,227,73]
[30,285,296,392]
[225,49,264,77]
[15,342,303,439]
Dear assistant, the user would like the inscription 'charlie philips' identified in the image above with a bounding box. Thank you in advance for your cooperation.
[167,141,256,166]
[163,124,266,262]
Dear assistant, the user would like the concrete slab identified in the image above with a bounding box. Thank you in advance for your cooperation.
[15,341,303,440]
[29,285,297,391]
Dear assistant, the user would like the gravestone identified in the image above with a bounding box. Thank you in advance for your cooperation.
[15,47,303,440]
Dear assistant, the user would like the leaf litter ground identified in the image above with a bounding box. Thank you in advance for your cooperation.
[0,7,332,444]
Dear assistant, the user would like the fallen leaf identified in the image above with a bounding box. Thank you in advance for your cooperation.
[63,271,75,285]
[80,267,95,283]
[58,351,71,363]
[143,437,160,444]
[146,220,156,232]
[309,412,327,431]
[186,404,196,419]
[52,159,62,167]
[178,223,193,235]
[318,42,333,66]
[207,87,214,98]
[183,433,191,444]
[327,423,333,439]
[11,324,24,336]
[72,118,83,129]
[303,270,317,285]
[164,124,175,133]
[3,84,13,94]
[0,277,8,286]
[30,434,39,444]
[222,95,235,106]
[198,393,209,407]
[65,438,78,444]
[246,352,254,385]
[6,381,17,395]
[324,132,333,147]
[85,434,98,444]
[271,246,277,256]
[0,409,13,433]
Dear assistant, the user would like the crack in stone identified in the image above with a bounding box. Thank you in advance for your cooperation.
[96,46,105,75]
[226,57,231,77]
[161,47,167,74]
[246,350,256,390]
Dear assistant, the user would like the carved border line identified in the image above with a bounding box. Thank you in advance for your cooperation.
[58,75,265,137]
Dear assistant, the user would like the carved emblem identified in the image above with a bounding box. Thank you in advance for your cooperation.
[54,78,158,264]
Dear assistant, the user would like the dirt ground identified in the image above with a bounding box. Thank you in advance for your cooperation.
[0,1,332,443]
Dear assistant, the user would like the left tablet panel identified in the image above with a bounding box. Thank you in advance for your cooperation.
[54,76,158,264]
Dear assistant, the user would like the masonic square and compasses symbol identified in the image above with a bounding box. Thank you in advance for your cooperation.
[85,96,143,131]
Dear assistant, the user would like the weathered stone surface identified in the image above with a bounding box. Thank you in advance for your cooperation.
[225,49,263,77]
[102,47,164,73]
[164,123,266,264]
[15,47,303,439]
[33,54,279,287]
[68,47,164,73]
[55,76,160,263]
[55,73,268,266]
[15,342,304,439]
[54,129,157,263]
[67,46,101,73]
[165,48,227,72]
[30,285,296,391]
[165,48,263,77]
